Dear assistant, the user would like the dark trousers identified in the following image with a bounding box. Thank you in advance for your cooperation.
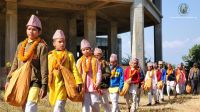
[191,79,198,94]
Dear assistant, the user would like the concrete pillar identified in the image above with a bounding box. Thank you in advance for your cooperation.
[69,16,77,58]
[154,0,162,62]
[130,0,145,69]
[153,0,162,11]
[108,22,118,57]
[5,0,18,63]
[84,9,96,48]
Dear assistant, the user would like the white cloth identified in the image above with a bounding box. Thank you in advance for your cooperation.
[167,81,176,87]
[25,101,37,112]
[176,83,181,94]
[110,93,120,112]
[125,93,137,112]
[125,84,138,112]
[54,100,66,112]
[100,89,111,112]
[136,88,141,108]
[82,92,100,112]
[129,84,138,94]
[167,82,176,96]
[157,86,164,101]
[148,90,157,104]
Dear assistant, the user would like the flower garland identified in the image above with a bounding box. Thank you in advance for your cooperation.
[110,67,116,78]
[82,56,91,74]
[52,50,67,70]
[193,67,198,73]
[167,69,173,76]
[129,67,139,78]
[148,69,154,78]
[18,37,41,62]
[77,55,98,83]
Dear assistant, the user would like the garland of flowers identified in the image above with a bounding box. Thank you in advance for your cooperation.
[193,67,198,73]
[82,56,91,74]
[98,59,106,68]
[18,37,41,61]
[52,50,67,70]
[110,67,116,78]
[77,55,98,83]
[167,68,173,76]
[129,67,140,78]
[176,69,181,82]
[147,69,154,78]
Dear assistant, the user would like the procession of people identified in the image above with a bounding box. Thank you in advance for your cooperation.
[3,14,200,112]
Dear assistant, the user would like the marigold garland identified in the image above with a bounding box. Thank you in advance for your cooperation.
[193,67,198,73]
[52,50,67,70]
[167,69,173,76]
[77,55,98,83]
[82,56,91,74]
[18,37,41,61]
[128,67,139,78]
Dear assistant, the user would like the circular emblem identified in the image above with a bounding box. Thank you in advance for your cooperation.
[179,3,189,16]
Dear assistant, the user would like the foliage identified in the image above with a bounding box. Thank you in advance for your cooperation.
[182,44,200,73]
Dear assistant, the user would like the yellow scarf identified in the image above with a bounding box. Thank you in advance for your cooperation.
[167,69,173,76]
[18,37,41,61]
[110,67,116,78]
[128,67,140,78]
[148,69,154,78]
[193,67,198,73]
[77,55,98,83]
[176,69,181,82]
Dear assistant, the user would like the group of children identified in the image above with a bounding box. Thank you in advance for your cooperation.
[4,14,200,112]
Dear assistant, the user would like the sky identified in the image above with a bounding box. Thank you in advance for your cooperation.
[119,0,200,66]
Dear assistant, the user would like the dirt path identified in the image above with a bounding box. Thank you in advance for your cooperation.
[1,91,200,112]
[119,94,200,112]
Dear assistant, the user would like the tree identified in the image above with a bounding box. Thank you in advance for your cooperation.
[182,44,200,73]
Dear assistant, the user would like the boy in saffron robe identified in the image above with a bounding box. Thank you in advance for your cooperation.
[5,15,48,112]
[48,29,83,112]
[76,39,102,112]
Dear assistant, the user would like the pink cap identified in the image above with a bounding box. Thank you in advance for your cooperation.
[178,64,181,68]
[26,14,42,29]
[94,47,102,55]
[110,53,118,62]
[147,62,153,67]
[129,58,138,65]
[81,39,91,49]
[53,29,65,40]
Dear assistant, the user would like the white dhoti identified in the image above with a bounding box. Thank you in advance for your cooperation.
[110,92,120,112]
[82,92,100,112]
[53,100,66,112]
[167,81,176,96]
[25,87,40,112]
[100,89,111,112]
[148,89,157,104]
[125,84,138,112]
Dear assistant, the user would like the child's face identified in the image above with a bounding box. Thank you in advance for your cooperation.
[148,66,152,71]
[26,26,40,40]
[94,53,102,60]
[53,38,66,51]
[110,60,117,67]
[81,47,92,57]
